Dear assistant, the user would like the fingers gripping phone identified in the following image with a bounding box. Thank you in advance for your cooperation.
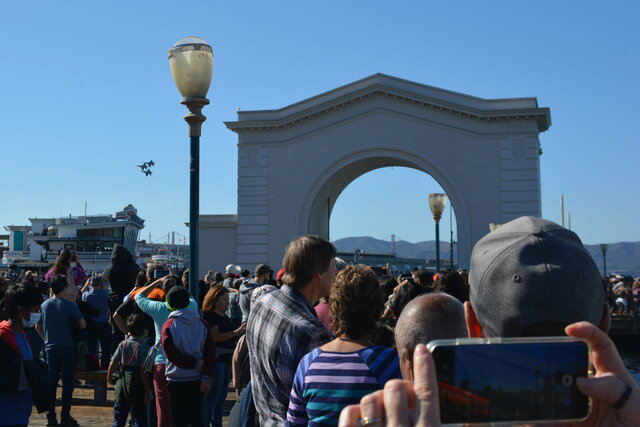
[428,337,590,426]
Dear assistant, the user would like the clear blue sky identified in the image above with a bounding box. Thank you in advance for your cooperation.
[1,1,638,247]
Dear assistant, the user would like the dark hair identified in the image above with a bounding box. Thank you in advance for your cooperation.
[330,265,383,339]
[391,282,430,318]
[232,278,243,290]
[162,274,181,295]
[51,250,72,276]
[283,235,336,288]
[0,277,11,289]
[241,269,250,278]
[166,286,190,310]
[370,322,395,347]
[146,264,161,279]
[379,276,397,300]
[20,275,37,288]
[90,275,104,288]
[214,272,223,282]
[135,270,147,286]
[4,283,43,319]
[435,269,469,303]
[50,275,70,295]
[412,269,433,287]
[37,280,50,295]
[127,314,147,337]
[202,285,228,312]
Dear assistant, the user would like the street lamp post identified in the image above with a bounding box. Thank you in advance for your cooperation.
[428,193,447,272]
[449,203,455,269]
[600,244,608,277]
[168,36,213,299]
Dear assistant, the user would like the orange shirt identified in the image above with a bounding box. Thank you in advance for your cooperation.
[130,286,165,301]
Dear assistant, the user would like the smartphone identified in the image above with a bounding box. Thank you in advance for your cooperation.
[153,269,170,279]
[428,337,590,426]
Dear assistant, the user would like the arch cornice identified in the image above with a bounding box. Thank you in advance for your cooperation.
[226,74,551,133]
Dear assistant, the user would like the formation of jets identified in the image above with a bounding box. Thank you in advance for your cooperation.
[137,160,155,176]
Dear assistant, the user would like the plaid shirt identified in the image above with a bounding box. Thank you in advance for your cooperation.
[247,285,332,426]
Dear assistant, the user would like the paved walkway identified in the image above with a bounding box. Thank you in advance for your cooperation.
[29,382,236,426]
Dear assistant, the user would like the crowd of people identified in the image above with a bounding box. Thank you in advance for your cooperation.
[605,274,640,316]
[0,216,639,427]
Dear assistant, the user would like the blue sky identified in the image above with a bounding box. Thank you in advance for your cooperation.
[1,1,638,247]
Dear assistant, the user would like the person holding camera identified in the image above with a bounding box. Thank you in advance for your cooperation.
[339,323,640,427]
[81,274,111,368]
[340,216,639,426]
[135,274,199,427]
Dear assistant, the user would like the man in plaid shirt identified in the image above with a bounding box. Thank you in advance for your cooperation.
[246,235,336,426]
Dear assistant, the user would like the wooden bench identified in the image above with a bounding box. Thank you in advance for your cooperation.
[74,370,108,404]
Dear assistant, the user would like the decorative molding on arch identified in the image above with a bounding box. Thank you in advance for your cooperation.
[225,74,551,134]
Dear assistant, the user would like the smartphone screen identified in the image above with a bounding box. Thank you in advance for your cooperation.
[429,338,589,425]
[153,269,170,279]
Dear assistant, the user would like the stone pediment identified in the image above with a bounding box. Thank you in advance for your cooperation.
[225,73,551,133]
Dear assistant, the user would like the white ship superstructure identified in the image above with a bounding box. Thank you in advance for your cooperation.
[2,204,144,273]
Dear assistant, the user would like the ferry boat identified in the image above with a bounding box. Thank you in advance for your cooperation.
[2,204,144,273]
[151,248,186,270]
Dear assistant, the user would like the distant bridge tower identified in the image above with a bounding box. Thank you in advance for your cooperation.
[390,234,396,255]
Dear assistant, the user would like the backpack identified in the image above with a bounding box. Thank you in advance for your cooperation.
[114,338,145,406]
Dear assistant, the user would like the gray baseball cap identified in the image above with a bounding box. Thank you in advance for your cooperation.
[469,216,604,337]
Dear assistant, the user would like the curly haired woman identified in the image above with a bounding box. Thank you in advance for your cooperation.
[286,265,401,426]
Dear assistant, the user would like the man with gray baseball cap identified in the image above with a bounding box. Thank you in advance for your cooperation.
[239,263,272,322]
[338,217,640,426]
[465,215,610,338]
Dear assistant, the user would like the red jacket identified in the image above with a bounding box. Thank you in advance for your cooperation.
[0,320,30,355]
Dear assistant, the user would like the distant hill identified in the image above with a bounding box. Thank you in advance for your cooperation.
[332,236,640,276]
[583,242,640,277]
[333,236,455,264]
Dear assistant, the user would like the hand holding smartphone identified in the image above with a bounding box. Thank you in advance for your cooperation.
[428,337,590,426]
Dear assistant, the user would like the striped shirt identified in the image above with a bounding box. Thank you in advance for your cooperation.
[286,346,402,426]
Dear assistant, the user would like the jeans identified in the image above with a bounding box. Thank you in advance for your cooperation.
[203,362,232,427]
[45,346,77,419]
[167,381,204,427]
[154,364,172,427]
[146,371,157,427]
[113,400,147,427]
[92,321,111,369]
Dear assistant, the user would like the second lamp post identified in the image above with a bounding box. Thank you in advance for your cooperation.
[429,193,447,273]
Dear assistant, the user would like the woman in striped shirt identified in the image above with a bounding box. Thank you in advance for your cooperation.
[286,264,401,426]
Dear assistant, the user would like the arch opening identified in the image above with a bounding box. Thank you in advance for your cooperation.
[329,166,459,270]
[295,146,472,269]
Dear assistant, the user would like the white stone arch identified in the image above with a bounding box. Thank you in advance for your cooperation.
[213,74,551,273]
[295,145,471,265]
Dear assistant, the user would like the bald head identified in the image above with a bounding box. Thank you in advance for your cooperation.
[394,293,467,379]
